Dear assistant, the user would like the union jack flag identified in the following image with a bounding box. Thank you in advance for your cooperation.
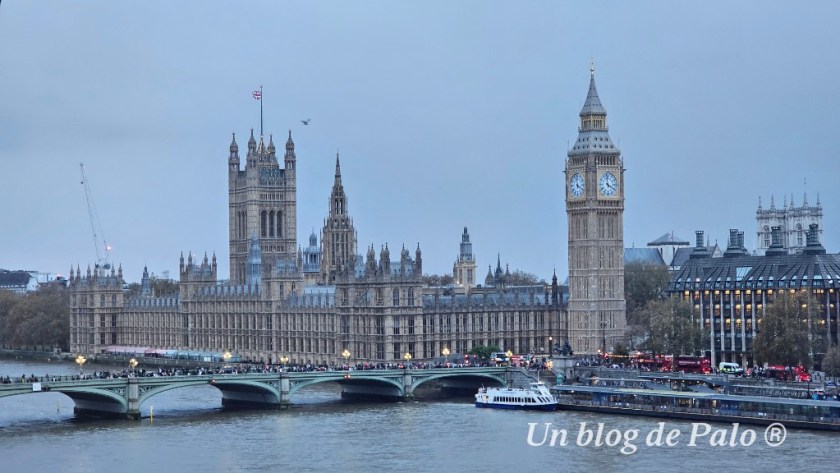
[252,90,262,100]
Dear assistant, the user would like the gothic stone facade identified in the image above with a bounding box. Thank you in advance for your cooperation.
[756,193,823,255]
[69,127,566,365]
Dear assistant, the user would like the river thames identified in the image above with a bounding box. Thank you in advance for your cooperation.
[0,359,835,472]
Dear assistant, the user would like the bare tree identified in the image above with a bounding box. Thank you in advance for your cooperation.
[751,291,811,368]
[422,273,454,286]
[822,344,840,378]
[648,297,705,361]
[4,284,69,350]
[624,262,671,349]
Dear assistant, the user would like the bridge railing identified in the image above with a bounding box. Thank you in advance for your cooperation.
[0,366,509,390]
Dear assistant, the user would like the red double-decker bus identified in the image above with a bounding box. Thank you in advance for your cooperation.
[765,365,811,382]
[631,354,710,373]
[631,354,668,371]
[663,356,711,374]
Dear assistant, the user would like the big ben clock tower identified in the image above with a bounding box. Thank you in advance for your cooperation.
[565,64,626,355]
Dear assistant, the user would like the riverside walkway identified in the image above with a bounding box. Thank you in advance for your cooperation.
[0,366,509,419]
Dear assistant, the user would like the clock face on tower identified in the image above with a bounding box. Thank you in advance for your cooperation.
[598,172,617,196]
[570,173,584,197]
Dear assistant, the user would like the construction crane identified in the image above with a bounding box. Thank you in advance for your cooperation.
[79,163,112,272]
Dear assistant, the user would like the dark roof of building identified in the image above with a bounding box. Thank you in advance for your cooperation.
[647,232,690,246]
[671,246,718,268]
[668,252,840,291]
[0,270,32,287]
[423,288,550,308]
[624,248,666,266]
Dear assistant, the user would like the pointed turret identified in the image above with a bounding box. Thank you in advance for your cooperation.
[229,132,240,172]
[267,134,276,160]
[329,152,347,215]
[415,243,422,275]
[569,63,619,156]
[247,128,257,155]
[579,65,607,116]
[141,265,152,296]
[380,244,391,274]
[485,265,494,287]
[366,244,377,275]
[284,129,296,174]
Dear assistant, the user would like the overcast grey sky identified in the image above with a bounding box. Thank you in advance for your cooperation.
[1,1,838,283]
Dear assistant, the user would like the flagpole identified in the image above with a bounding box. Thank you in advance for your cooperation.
[260,85,263,136]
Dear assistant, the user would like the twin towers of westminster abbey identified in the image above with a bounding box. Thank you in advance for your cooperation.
[68,68,626,362]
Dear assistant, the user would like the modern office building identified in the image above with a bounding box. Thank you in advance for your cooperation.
[668,226,840,367]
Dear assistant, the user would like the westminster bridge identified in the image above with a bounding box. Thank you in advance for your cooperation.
[0,367,511,420]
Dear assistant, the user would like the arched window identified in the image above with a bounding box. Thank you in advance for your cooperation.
[392,288,400,306]
[260,211,267,237]
[269,211,275,237]
[407,288,414,306]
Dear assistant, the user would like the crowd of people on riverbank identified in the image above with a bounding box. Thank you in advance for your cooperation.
[1,359,553,385]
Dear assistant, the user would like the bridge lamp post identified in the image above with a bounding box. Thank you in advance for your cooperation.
[341,349,351,370]
[404,352,412,369]
[342,349,352,379]
[280,355,289,372]
[442,347,450,367]
[223,351,232,365]
[129,358,138,372]
[506,350,513,367]
[75,354,87,377]
[549,336,553,355]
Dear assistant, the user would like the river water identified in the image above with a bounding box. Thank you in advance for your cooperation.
[0,359,835,472]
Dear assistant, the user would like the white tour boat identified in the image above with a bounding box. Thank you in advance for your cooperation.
[475,381,557,411]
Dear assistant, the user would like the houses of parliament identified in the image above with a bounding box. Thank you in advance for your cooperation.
[68,70,626,364]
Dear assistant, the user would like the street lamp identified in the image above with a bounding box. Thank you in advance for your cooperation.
[129,358,138,370]
[342,349,351,370]
[442,347,450,366]
[404,352,412,368]
[549,336,553,354]
[75,354,86,377]
[506,349,513,366]
[222,350,232,364]
[280,355,289,371]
